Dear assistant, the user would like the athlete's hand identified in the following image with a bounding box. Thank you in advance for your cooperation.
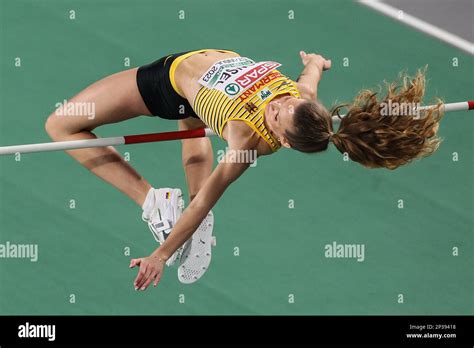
[130,253,166,291]
[299,51,332,71]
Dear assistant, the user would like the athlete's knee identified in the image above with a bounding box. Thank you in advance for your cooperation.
[45,113,61,139]
[181,138,212,166]
[182,152,211,167]
[45,111,72,140]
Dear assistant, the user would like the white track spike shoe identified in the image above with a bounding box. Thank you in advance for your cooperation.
[178,210,216,284]
[142,188,185,266]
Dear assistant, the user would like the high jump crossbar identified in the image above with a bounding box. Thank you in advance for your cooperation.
[0,100,472,156]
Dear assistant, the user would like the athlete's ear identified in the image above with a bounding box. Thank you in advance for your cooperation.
[279,137,292,149]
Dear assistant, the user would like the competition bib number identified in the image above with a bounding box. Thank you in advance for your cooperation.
[198,57,282,99]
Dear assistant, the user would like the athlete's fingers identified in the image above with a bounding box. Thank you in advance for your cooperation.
[323,59,332,71]
[300,51,309,65]
[137,265,154,290]
[141,271,158,291]
[130,258,141,268]
[134,262,148,290]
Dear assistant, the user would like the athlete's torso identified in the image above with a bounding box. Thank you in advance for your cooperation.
[174,50,299,155]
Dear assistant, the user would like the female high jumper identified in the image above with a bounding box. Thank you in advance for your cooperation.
[44,49,442,291]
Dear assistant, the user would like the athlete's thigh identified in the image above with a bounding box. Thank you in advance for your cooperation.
[178,116,207,131]
[50,68,151,134]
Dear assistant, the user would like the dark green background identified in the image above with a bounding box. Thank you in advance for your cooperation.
[0,0,472,314]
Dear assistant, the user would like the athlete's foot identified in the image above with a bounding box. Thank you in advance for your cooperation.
[142,188,185,266]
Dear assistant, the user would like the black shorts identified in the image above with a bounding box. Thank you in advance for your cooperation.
[136,50,199,120]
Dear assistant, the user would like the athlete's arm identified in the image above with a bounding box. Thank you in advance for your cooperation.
[296,51,331,100]
[131,121,258,290]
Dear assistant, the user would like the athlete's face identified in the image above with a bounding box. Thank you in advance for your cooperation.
[264,95,305,148]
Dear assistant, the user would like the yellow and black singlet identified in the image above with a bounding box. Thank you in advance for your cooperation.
[192,55,301,152]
